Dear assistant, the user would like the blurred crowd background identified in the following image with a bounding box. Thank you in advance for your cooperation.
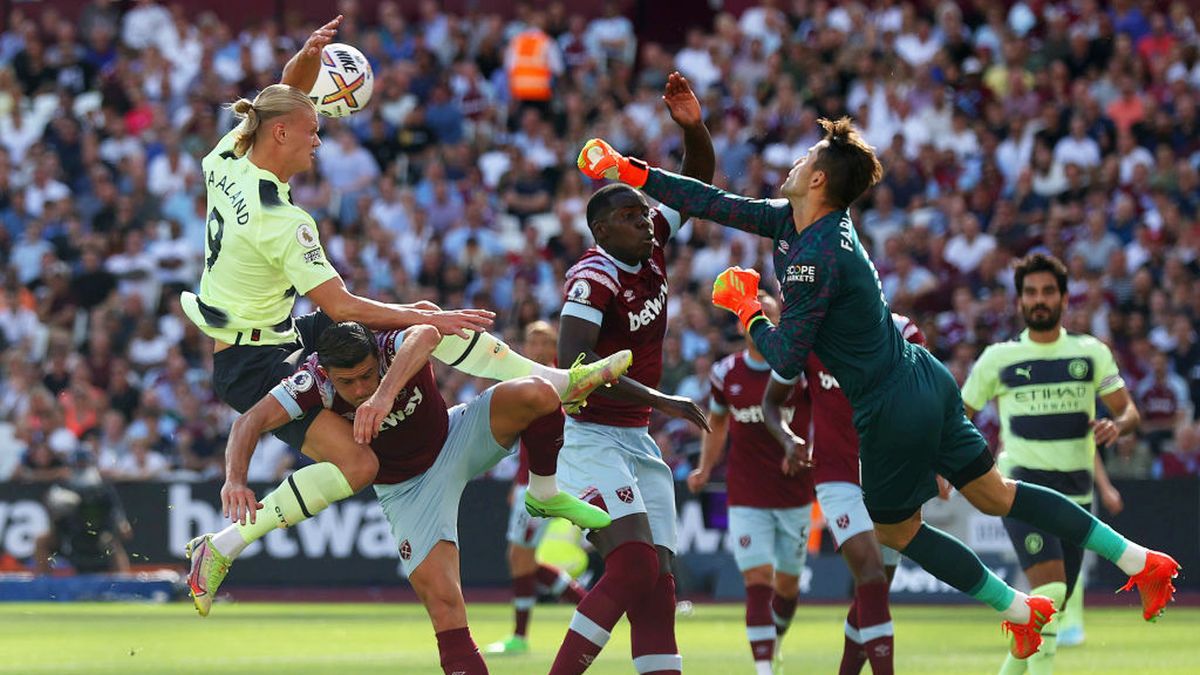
[1,0,1198,488]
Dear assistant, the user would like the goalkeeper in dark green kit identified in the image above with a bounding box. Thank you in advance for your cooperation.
[576,117,1179,661]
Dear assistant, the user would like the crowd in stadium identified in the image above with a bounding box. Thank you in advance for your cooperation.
[0,0,1198,485]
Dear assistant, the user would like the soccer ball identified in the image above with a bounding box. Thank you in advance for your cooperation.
[308,43,374,118]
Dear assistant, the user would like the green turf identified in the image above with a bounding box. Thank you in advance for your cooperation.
[0,602,1196,673]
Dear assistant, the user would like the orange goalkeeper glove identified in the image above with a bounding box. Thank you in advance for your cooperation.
[577,138,649,188]
[712,267,765,330]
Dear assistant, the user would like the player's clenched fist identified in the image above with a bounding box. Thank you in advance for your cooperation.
[577,138,649,188]
[712,267,765,329]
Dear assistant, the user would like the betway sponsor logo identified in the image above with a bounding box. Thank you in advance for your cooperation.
[0,499,50,558]
[168,484,397,560]
[628,283,668,332]
[730,405,794,425]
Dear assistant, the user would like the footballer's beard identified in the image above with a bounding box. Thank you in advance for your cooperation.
[1023,304,1063,331]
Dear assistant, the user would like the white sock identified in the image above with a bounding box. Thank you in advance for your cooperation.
[1003,591,1032,623]
[1117,542,1149,576]
[211,525,249,559]
[527,472,559,501]
[754,661,774,675]
[531,363,571,397]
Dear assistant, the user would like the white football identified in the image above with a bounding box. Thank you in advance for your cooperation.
[308,43,374,118]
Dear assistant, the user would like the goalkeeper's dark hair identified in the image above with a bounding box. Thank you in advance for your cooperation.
[1013,253,1069,295]
[586,183,640,229]
[316,321,380,370]
[813,116,883,209]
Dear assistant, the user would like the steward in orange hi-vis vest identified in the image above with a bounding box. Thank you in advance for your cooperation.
[507,29,554,101]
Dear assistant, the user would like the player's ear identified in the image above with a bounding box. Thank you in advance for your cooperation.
[809,169,826,190]
[272,120,288,145]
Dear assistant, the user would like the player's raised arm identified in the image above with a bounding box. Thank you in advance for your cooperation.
[280,15,343,92]
[577,138,789,240]
[663,71,715,186]
[558,315,709,432]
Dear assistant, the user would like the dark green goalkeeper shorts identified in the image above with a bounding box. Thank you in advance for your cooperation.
[855,346,995,524]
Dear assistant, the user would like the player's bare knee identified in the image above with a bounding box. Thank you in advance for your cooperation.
[742,565,774,588]
[852,565,889,587]
[774,573,801,598]
[521,376,561,413]
[339,447,379,490]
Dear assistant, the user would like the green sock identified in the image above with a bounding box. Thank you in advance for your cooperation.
[1058,573,1085,633]
[902,524,1016,612]
[999,653,1028,675]
[1026,581,1067,674]
[236,462,354,543]
[433,331,569,393]
[1008,483,1128,564]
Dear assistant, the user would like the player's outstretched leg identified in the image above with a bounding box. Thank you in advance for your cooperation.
[877,513,1055,660]
[187,412,375,616]
[488,378,613,531]
[432,331,631,410]
[962,470,1180,621]
[550,539,660,674]
[626,550,683,675]
[412,541,488,674]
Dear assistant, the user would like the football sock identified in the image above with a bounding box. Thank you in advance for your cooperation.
[627,572,682,674]
[1007,482,1147,575]
[436,626,488,674]
[513,573,536,638]
[901,524,1025,620]
[839,598,867,675]
[1025,582,1067,674]
[538,563,586,604]
[549,542,659,674]
[433,331,569,394]
[213,463,353,559]
[744,584,776,672]
[522,410,564,500]
[771,590,798,635]
[1058,573,1085,635]
[857,580,894,675]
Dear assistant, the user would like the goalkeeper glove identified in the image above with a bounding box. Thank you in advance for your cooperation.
[577,138,649,188]
[712,267,765,330]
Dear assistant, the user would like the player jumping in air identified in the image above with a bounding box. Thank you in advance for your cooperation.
[217,321,629,674]
[763,312,927,675]
[577,117,1179,660]
[548,71,714,675]
[486,320,589,657]
[688,294,815,675]
[182,15,615,615]
[962,253,1139,675]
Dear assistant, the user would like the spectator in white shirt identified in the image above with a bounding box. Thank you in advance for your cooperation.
[995,116,1036,188]
[105,229,159,314]
[23,162,69,218]
[121,0,174,53]
[1053,115,1102,170]
[316,129,381,224]
[1069,209,1123,273]
[883,253,938,310]
[895,18,942,67]
[1116,129,1154,185]
[586,1,636,67]
[674,28,720,94]
[146,134,198,197]
[945,213,997,274]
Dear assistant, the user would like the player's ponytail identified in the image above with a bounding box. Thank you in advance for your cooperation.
[227,84,317,157]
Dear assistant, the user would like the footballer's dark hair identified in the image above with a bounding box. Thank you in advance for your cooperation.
[585,183,641,230]
[813,116,884,209]
[1013,253,1069,295]
[316,321,379,370]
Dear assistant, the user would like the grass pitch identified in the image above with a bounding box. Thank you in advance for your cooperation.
[1,601,1196,673]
